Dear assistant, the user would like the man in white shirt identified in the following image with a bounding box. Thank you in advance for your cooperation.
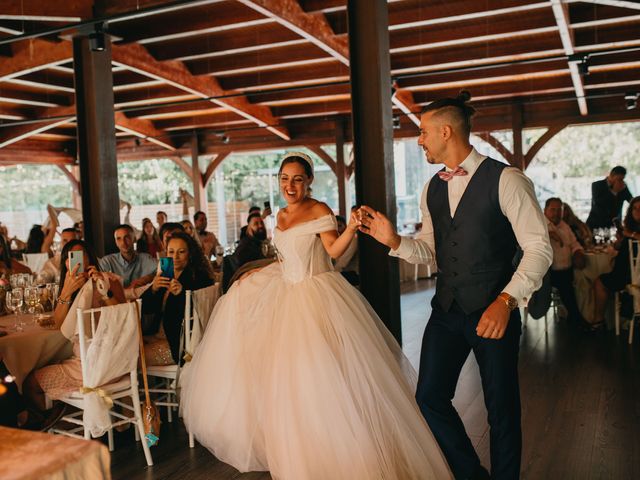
[359,92,552,480]
[544,197,586,327]
[39,228,79,282]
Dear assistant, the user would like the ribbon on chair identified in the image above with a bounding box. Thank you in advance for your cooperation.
[78,386,114,408]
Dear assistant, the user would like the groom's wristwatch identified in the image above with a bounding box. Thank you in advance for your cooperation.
[498,292,518,311]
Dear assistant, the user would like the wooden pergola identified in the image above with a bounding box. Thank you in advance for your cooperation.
[1,0,639,338]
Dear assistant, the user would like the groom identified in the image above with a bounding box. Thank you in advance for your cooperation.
[359,92,552,479]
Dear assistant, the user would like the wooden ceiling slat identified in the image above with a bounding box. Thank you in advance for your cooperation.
[111,43,290,140]
[0,38,72,81]
[0,0,92,22]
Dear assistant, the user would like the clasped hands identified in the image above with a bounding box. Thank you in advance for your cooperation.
[151,274,183,295]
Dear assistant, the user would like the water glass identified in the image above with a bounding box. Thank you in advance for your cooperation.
[7,289,24,331]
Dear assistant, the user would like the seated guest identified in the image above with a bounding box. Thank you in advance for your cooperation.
[231,213,267,269]
[141,232,214,365]
[593,196,640,329]
[21,240,126,429]
[562,203,593,249]
[99,225,157,288]
[240,206,261,239]
[40,228,79,282]
[194,211,220,259]
[587,165,633,230]
[26,224,55,257]
[158,222,185,257]
[544,198,586,327]
[156,211,168,230]
[136,218,162,258]
[73,221,84,240]
[334,215,359,286]
[0,234,31,276]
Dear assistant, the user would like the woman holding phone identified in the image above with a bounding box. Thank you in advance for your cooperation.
[181,152,451,480]
[20,240,126,430]
[141,231,214,366]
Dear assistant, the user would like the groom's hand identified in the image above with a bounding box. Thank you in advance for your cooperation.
[476,298,510,339]
[358,206,401,250]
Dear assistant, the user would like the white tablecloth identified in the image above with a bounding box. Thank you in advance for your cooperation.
[0,426,111,480]
[0,314,72,392]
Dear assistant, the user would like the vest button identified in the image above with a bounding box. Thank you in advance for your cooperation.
[451,241,457,246]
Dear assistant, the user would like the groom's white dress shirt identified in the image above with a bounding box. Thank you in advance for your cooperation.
[390,148,552,305]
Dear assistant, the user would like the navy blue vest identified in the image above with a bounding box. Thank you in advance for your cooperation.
[427,157,518,314]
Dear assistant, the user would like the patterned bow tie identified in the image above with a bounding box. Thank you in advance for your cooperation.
[437,167,468,182]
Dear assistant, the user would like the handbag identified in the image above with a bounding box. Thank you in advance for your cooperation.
[135,301,161,447]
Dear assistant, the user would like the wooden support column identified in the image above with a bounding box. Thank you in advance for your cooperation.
[336,119,347,218]
[73,34,119,256]
[512,102,524,171]
[348,0,401,343]
[191,133,206,213]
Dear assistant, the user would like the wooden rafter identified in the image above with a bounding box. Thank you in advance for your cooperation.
[0,0,92,21]
[56,164,80,194]
[571,0,640,10]
[0,38,72,81]
[238,0,420,126]
[114,111,176,151]
[477,132,514,166]
[550,0,588,115]
[111,43,290,141]
[307,145,337,175]
[524,124,567,168]
[203,152,230,187]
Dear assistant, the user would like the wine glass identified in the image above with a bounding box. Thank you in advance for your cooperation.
[7,289,24,331]
[24,287,40,323]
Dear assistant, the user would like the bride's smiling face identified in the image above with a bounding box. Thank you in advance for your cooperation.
[279,161,312,205]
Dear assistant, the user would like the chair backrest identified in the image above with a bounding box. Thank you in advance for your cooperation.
[185,284,221,356]
[22,253,48,273]
[76,300,141,382]
[628,240,640,285]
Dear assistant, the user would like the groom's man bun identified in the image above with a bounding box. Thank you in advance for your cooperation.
[422,90,476,137]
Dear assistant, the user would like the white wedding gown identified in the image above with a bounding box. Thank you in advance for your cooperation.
[181,215,452,480]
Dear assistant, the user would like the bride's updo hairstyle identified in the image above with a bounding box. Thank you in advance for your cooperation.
[279,151,314,179]
[421,90,476,137]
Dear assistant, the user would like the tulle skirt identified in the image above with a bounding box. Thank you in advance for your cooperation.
[181,263,452,480]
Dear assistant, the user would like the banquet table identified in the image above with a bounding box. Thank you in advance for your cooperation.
[0,314,72,392]
[0,426,111,480]
[574,249,615,324]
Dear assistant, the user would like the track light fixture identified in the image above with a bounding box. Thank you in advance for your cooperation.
[89,23,106,52]
[624,92,639,110]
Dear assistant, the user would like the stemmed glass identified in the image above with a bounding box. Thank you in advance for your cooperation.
[24,287,42,323]
[6,289,24,332]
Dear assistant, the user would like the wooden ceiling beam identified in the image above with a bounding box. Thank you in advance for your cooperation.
[571,0,640,10]
[0,0,92,21]
[111,43,290,140]
[0,38,72,81]
[114,111,177,151]
[550,0,588,115]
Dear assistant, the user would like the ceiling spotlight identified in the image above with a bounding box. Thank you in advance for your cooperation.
[568,53,589,76]
[221,135,230,144]
[624,92,639,110]
[89,23,106,52]
[392,115,401,129]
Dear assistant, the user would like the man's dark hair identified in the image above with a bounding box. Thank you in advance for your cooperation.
[610,166,627,176]
[545,197,563,209]
[194,211,206,222]
[159,222,185,240]
[248,206,261,214]
[61,227,77,235]
[247,212,262,224]
[156,210,167,217]
[421,90,476,137]
[114,224,134,234]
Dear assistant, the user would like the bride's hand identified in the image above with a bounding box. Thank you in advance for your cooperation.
[347,210,361,233]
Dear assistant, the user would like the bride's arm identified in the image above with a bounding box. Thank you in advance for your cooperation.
[317,205,360,259]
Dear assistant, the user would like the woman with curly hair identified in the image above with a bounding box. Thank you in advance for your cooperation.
[141,231,214,365]
[592,196,640,329]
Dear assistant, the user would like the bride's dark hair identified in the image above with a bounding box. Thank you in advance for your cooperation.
[278,155,314,178]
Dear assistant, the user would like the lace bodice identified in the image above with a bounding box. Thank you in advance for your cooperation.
[272,214,337,284]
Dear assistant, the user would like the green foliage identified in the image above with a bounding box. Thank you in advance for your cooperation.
[117,158,187,205]
[0,164,72,210]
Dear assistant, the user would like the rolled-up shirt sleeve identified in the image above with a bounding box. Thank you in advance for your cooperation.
[499,168,553,304]
[389,182,436,268]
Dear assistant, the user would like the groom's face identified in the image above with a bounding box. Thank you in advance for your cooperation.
[418,111,444,165]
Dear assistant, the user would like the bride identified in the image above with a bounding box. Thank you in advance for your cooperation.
[181,152,452,480]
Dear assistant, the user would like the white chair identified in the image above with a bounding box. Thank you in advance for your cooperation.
[49,300,153,467]
[22,252,48,273]
[615,240,639,344]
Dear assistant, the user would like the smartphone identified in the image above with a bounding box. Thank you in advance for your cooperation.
[264,201,271,210]
[159,257,174,279]
[68,250,84,274]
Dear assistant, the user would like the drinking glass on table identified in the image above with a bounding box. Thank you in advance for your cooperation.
[6,289,24,331]
[24,286,41,322]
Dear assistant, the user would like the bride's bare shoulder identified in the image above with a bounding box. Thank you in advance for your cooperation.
[309,201,333,217]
